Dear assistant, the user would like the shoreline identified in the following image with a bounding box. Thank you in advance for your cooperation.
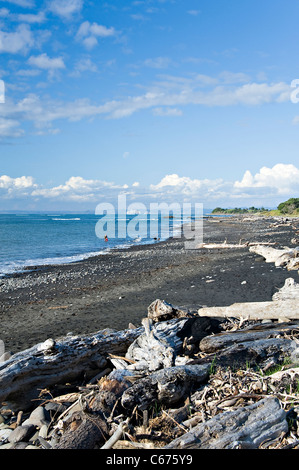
[1,215,298,354]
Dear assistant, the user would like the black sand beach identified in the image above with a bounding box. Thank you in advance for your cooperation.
[0,216,298,354]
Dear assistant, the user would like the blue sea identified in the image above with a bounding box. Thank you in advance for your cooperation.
[0,212,209,278]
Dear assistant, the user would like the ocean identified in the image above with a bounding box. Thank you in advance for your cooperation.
[0,211,209,278]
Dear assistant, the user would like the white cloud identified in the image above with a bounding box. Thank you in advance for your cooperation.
[0,117,23,137]
[0,24,34,54]
[76,21,117,49]
[0,75,293,138]
[17,11,46,23]
[28,53,65,70]
[152,107,182,116]
[234,164,299,195]
[0,8,10,17]
[0,175,36,193]
[1,164,298,207]
[150,174,225,197]
[70,57,98,77]
[31,176,125,201]
[3,0,35,7]
[48,0,83,19]
[143,57,172,69]
[187,10,201,16]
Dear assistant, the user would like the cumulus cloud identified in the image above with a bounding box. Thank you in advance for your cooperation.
[76,21,117,49]
[28,53,65,70]
[234,164,299,195]
[31,176,127,202]
[17,11,46,23]
[0,175,36,198]
[0,24,34,54]
[150,174,225,198]
[1,164,298,207]
[47,0,83,19]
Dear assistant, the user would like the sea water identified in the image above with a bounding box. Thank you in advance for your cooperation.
[0,212,193,278]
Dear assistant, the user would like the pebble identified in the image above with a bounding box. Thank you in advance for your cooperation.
[0,428,12,442]
[8,424,35,443]
[38,424,48,439]
[22,406,50,428]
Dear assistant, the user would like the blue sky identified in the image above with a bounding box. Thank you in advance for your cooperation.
[0,0,299,210]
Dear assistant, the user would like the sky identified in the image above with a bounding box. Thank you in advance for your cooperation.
[0,0,299,211]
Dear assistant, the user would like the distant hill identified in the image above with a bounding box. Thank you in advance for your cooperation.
[277,198,299,215]
[212,198,299,216]
[211,206,268,214]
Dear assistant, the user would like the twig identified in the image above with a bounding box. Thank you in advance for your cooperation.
[162,410,189,433]
[100,419,129,449]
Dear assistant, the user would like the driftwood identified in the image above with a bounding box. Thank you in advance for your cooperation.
[195,321,299,370]
[197,242,277,249]
[0,327,143,410]
[272,277,299,301]
[198,278,299,321]
[249,244,299,270]
[199,321,299,354]
[124,316,222,371]
[53,371,133,450]
[198,299,299,321]
[164,397,288,449]
[121,363,210,411]
[0,313,221,412]
[147,299,193,322]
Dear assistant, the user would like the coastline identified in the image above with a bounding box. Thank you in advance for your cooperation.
[1,215,298,354]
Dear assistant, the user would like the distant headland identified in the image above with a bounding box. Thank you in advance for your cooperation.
[212,197,299,216]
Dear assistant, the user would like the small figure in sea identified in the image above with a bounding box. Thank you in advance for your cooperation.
[104,235,108,242]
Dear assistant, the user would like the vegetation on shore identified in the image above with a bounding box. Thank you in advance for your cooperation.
[212,197,299,216]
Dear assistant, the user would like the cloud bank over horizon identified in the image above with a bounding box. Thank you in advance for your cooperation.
[0,163,298,211]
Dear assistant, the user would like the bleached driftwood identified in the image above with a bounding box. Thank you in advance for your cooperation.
[0,327,143,410]
[197,243,248,249]
[249,244,299,269]
[121,363,210,411]
[287,258,299,271]
[147,299,193,323]
[198,299,299,321]
[164,397,288,449]
[124,316,222,372]
[199,321,299,354]
[272,278,299,301]
[197,242,276,249]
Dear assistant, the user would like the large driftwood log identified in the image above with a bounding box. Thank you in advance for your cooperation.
[249,244,299,269]
[0,327,143,410]
[249,245,292,263]
[198,299,299,320]
[164,397,288,449]
[193,321,299,370]
[121,363,210,411]
[199,321,299,354]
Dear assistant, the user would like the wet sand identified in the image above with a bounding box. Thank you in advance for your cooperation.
[0,216,298,354]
